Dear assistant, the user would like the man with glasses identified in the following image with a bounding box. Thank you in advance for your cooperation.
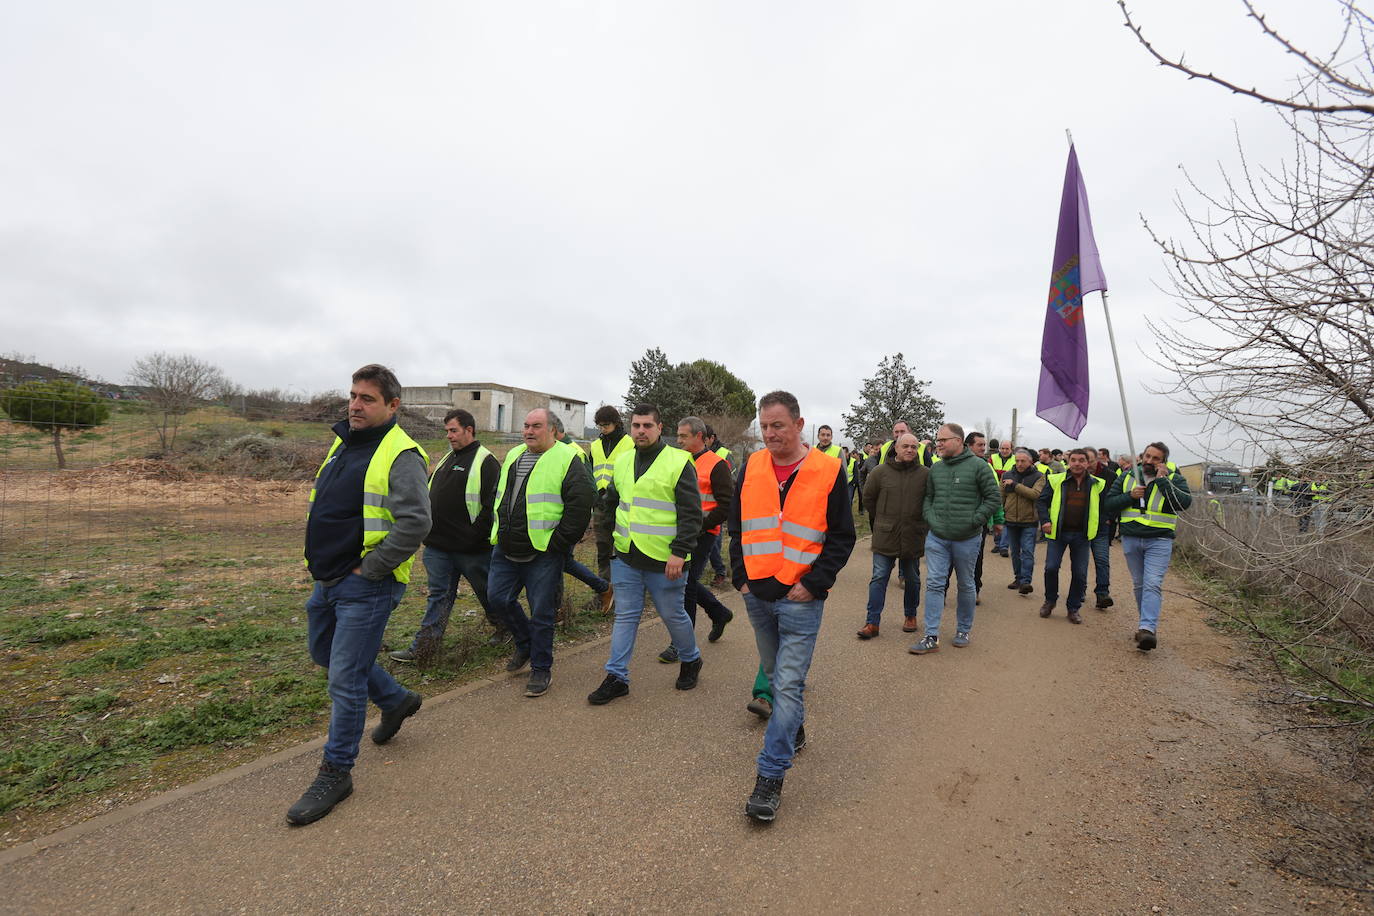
[908,423,1001,654]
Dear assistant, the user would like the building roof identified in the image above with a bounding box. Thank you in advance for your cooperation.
[435,382,587,405]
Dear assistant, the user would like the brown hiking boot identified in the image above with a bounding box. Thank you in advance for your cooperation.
[1039,602,1055,618]
[901,616,919,632]
[1067,610,1083,624]
[856,623,879,640]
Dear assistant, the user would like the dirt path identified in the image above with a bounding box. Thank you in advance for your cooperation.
[5,539,1370,913]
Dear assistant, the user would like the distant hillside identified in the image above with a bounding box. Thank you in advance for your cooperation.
[0,356,131,397]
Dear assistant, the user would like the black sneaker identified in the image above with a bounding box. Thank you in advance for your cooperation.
[1018,583,1034,595]
[371,690,421,744]
[486,629,513,647]
[657,644,679,664]
[707,609,734,643]
[524,669,551,697]
[1135,629,1157,651]
[745,774,784,822]
[587,673,629,705]
[794,724,806,752]
[286,762,353,826]
[1096,595,1114,610]
[675,657,703,690]
[505,647,531,672]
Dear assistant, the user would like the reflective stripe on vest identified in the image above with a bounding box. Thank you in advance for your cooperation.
[1311,483,1330,501]
[1119,480,1180,531]
[739,447,839,585]
[428,443,494,524]
[695,449,725,536]
[590,434,633,491]
[490,441,580,551]
[306,425,428,584]
[1044,471,1104,540]
[612,445,693,562]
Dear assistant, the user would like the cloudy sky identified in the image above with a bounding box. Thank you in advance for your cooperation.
[1,0,1334,464]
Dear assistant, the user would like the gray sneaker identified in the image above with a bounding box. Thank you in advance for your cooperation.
[908,635,939,654]
[389,648,417,663]
[952,631,971,648]
[524,670,551,697]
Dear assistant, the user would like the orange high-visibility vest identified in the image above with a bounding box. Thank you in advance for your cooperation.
[739,447,840,585]
[695,449,725,536]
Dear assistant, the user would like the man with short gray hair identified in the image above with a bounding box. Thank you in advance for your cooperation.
[909,422,1000,654]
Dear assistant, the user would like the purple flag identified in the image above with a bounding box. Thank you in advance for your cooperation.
[1036,144,1107,439]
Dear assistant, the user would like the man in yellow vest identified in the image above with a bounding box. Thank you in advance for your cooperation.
[1104,442,1192,651]
[291,364,431,826]
[590,405,632,586]
[988,438,1016,556]
[731,390,855,822]
[1035,448,1107,625]
[815,424,842,458]
[587,404,704,705]
[487,408,595,698]
[390,408,506,663]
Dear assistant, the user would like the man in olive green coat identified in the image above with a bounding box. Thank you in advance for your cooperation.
[858,433,929,638]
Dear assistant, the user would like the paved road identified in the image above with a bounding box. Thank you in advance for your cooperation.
[5,539,1359,913]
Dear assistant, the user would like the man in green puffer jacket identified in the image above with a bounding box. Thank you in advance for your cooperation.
[909,422,1002,654]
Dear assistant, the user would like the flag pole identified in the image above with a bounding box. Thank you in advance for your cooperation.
[1099,288,1141,481]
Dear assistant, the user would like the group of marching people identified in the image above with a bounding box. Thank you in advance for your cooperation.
[291,364,1191,828]
[840,423,1192,651]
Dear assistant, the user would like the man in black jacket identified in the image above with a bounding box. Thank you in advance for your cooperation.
[390,408,507,663]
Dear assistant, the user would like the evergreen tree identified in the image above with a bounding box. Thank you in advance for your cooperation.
[842,353,943,444]
[0,379,111,469]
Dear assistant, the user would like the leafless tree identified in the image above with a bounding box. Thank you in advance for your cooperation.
[1122,0,1374,741]
[128,352,231,451]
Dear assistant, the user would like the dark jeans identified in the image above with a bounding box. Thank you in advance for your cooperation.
[487,547,565,673]
[306,574,410,770]
[1090,531,1111,598]
[708,533,728,578]
[563,553,609,594]
[685,532,732,627]
[408,547,503,654]
[866,552,920,626]
[1043,531,1091,611]
[1006,523,1037,585]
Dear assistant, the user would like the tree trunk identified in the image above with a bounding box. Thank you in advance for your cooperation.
[52,427,66,470]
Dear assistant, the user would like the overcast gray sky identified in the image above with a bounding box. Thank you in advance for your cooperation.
[0,0,1333,464]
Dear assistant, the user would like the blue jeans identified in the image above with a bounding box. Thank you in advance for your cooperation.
[1122,535,1173,633]
[1006,523,1037,585]
[994,524,1009,551]
[923,532,979,637]
[487,547,565,673]
[866,553,920,626]
[409,547,504,653]
[743,593,823,778]
[564,553,609,593]
[684,533,732,627]
[1043,531,1091,610]
[708,533,728,577]
[605,558,700,683]
[306,574,410,770]
[1091,531,1112,597]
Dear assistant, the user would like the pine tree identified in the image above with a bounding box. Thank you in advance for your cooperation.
[842,353,944,445]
